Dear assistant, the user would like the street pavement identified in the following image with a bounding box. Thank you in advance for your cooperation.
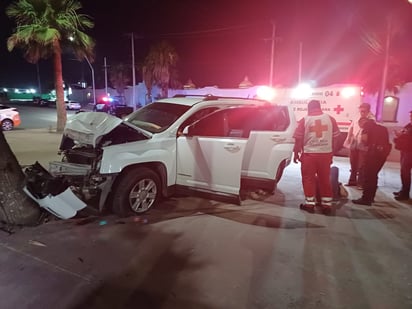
[1,128,411,309]
[4,127,62,167]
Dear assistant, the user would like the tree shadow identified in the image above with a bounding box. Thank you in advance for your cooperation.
[69,227,210,309]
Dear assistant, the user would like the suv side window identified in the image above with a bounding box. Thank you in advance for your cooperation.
[249,106,290,132]
[178,107,220,135]
[188,106,290,138]
[189,107,254,138]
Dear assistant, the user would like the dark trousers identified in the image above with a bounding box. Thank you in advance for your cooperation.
[400,151,412,196]
[362,152,387,202]
[349,149,367,185]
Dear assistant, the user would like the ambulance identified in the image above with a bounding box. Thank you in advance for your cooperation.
[257,83,363,133]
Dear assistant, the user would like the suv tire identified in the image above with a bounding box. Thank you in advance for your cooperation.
[111,167,161,217]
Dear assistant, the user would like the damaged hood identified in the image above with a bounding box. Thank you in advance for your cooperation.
[64,112,123,147]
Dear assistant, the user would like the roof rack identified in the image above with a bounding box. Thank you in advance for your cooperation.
[172,94,271,103]
[172,94,218,100]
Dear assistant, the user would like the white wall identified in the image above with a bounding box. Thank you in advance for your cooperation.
[70,82,162,108]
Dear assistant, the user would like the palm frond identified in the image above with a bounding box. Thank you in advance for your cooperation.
[360,28,382,55]
[6,0,96,132]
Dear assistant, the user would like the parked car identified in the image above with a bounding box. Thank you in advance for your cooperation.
[33,95,53,107]
[23,95,296,219]
[93,96,133,118]
[65,101,82,110]
[0,104,21,131]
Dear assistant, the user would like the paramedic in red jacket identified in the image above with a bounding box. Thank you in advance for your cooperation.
[293,100,341,214]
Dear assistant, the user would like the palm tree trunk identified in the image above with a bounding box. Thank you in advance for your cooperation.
[161,84,168,99]
[0,130,42,226]
[53,40,67,132]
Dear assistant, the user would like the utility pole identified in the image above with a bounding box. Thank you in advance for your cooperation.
[298,42,303,84]
[269,21,276,87]
[376,16,392,122]
[104,57,109,95]
[124,32,142,107]
[131,33,136,108]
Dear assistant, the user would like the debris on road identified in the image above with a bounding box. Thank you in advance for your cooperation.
[28,240,46,247]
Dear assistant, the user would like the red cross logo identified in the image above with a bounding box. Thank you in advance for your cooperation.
[334,105,344,114]
[309,119,328,138]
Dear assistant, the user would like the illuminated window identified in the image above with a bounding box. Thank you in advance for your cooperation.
[382,96,399,122]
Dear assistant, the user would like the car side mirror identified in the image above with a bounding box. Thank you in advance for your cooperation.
[182,125,192,136]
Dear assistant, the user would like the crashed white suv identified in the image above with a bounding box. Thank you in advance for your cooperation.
[24,96,296,218]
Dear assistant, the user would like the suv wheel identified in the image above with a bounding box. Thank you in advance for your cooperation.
[1,119,13,131]
[111,167,161,216]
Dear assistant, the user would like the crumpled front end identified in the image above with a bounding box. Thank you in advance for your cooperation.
[64,111,123,147]
[23,162,87,219]
[23,112,151,219]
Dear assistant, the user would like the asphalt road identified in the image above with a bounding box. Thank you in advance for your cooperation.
[6,101,90,130]
[0,156,410,309]
[2,105,410,308]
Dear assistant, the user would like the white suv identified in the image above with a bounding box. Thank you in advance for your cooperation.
[24,96,296,218]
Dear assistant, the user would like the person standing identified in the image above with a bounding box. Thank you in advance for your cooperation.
[393,110,412,201]
[352,119,392,206]
[344,103,375,187]
[352,117,369,189]
[293,100,341,214]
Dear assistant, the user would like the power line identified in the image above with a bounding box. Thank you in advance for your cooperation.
[152,21,268,39]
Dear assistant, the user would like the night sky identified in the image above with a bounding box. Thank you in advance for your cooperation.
[1,0,412,90]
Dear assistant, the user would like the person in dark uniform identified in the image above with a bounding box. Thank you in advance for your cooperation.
[352,119,392,206]
[393,110,412,201]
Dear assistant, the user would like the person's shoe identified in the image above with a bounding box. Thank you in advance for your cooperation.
[300,204,315,213]
[352,198,372,206]
[345,182,357,187]
[356,185,363,190]
[394,195,410,201]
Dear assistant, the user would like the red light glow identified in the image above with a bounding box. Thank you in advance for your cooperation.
[291,83,312,99]
[341,87,357,98]
[256,86,276,101]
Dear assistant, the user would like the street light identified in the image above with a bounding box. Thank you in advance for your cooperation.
[84,56,96,106]
[68,35,96,105]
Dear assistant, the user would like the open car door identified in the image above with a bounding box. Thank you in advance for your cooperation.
[241,105,295,181]
[176,107,252,197]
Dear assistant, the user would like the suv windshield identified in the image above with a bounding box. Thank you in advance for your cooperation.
[126,102,191,133]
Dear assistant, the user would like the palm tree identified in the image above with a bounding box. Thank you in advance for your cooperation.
[347,3,411,117]
[6,0,95,132]
[359,16,406,89]
[142,40,179,100]
[0,0,94,227]
[109,63,131,96]
[0,129,42,227]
